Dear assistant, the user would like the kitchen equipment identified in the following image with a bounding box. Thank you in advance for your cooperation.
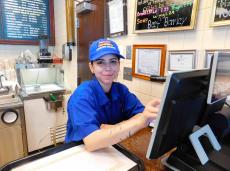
[16,63,69,152]
[16,63,65,96]
[0,95,27,167]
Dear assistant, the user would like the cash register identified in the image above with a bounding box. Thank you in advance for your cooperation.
[146,52,230,170]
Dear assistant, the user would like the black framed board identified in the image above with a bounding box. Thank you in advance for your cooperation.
[0,0,55,45]
[211,0,230,26]
[134,0,199,33]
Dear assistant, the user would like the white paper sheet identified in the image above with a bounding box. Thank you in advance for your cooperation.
[136,48,161,76]
[12,145,137,171]
[169,53,194,71]
[108,0,124,34]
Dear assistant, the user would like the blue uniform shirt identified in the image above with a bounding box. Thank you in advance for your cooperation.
[65,77,145,143]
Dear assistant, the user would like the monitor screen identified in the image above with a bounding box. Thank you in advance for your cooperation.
[207,52,230,104]
[146,69,209,159]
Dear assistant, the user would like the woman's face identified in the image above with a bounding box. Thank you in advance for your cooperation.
[89,54,120,90]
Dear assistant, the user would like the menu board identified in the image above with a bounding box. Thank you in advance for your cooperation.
[134,0,199,33]
[212,0,230,25]
[0,0,55,45]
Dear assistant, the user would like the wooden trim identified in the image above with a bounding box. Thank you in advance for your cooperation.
[133,0,199,33]
[0,0,55,46]
[132,44,167,80]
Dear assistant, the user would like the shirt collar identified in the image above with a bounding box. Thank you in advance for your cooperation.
[92,77,119,106]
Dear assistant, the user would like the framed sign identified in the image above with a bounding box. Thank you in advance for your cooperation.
[211,0,230,26]
[132,44,167,80]
[168,50,196,71]
[134,0,199,33]
[0,0,55,45]
[107,0,127,37]
[205,49,230,68]
[205,50,215,68]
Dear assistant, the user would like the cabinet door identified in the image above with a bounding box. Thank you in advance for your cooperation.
[24,98,67,152]
[0,126,24,167]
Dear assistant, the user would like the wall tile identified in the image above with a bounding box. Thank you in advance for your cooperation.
[224,29,230,49]
[183,30,204,49]
[168,33,184,50]
[123,80,133,91]
[202,29,227,49]
[150,82,165,98]
[133,91,152,105]
[132,78,151,95]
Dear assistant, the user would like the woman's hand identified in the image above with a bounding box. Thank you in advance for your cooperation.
[138,99,161,127]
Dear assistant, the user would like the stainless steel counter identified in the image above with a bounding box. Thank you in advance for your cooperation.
[0,94,23,110]
[20,84,68,100]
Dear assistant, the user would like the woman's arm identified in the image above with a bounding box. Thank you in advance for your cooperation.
[83,99,160,151]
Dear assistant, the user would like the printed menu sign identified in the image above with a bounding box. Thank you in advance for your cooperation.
[134,0,198,33]
[0,0,54,45]
[214,0,230,22]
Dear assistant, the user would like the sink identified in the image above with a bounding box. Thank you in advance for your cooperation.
[0,94,15,100]
[0,87,10,95]
[0,94,20,105]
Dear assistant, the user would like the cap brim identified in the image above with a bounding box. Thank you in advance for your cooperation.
[90,50,125,61]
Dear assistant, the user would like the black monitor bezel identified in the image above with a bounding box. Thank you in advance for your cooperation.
[146,69,209,159]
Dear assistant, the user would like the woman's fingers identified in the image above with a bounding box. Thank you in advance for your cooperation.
[146,106,159,113]
[148,99,161,107]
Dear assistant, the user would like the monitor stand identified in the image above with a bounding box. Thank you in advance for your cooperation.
[162,124,230,171]
[189,124,221,165]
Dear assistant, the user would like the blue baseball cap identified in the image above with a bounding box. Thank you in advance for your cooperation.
[89,38,125,61]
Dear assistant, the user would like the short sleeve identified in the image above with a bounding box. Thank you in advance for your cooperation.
[66,93,100,142]
[121,85,145,118]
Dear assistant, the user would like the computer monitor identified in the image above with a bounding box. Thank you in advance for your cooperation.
[146,69,209,159]
[207,52,230,104]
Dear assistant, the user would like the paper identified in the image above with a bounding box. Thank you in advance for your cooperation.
[169,53,194,71]
[108,0,124,34]
[136,48,161,76]
[12,145,136,171]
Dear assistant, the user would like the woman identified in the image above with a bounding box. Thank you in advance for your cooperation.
[65,38,160,151]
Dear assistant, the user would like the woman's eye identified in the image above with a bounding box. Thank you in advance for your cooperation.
[111,60,118,64]
[96,61,103,65]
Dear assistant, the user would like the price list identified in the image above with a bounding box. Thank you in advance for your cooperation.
[0,0,51,41]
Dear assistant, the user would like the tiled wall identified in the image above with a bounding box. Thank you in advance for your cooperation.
[114,0,230,105]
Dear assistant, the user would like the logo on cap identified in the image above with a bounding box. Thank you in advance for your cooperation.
[97,40,115,51]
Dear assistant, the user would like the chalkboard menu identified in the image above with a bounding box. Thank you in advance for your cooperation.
[211,0,230,26]
[134,0,199,33]
[0,0,55,45]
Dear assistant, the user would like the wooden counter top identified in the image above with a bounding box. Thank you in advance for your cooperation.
[119,127,168,171]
